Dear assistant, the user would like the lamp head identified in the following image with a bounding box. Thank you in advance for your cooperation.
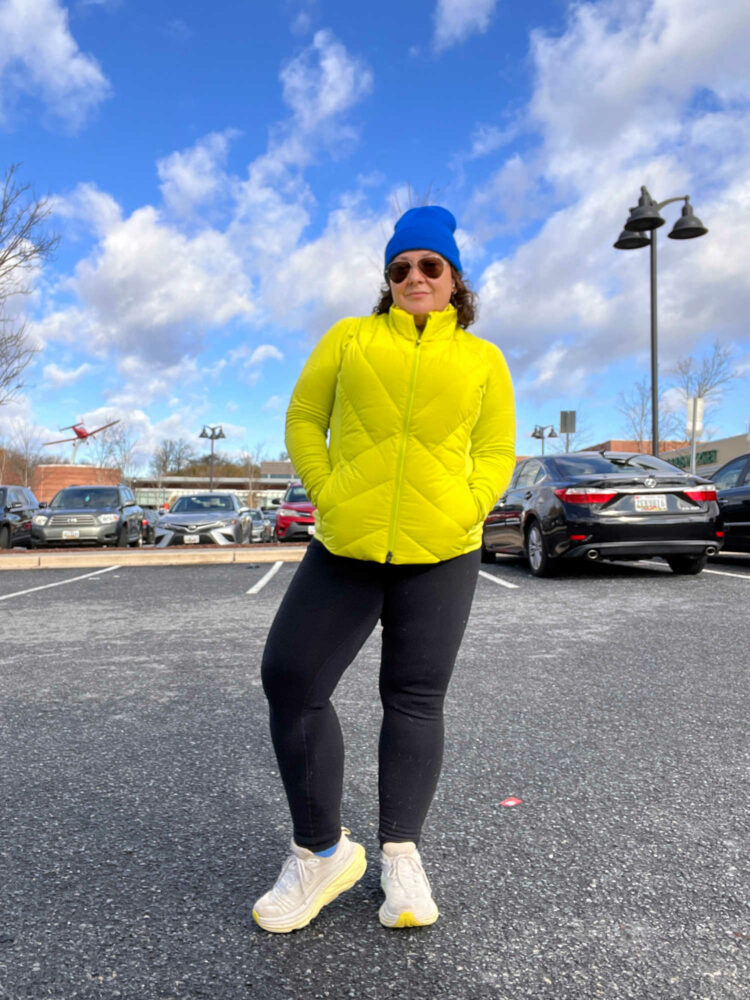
[624,186,665,232]
[668,199,708,240]
[614,228,650,250]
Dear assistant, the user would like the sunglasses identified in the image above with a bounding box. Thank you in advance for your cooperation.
[385,256,446,284]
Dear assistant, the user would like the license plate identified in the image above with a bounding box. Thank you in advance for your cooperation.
[634,494,667,512]
[62,530,80,539]
[184,534,200,544]
[307,525,316,535]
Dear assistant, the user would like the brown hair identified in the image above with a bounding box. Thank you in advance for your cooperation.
[373,266,478,328]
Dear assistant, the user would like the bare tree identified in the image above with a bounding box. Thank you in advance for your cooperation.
[617,378,682,450]
[108,425,140,482]
[0,164,60,406]
[150,438,196,477]
[667,341,737,436]
[9,419,44,486]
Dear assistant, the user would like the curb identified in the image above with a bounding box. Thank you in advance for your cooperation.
[0,545,308,572]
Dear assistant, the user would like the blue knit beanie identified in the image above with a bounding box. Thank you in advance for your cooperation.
[384,206,462,274]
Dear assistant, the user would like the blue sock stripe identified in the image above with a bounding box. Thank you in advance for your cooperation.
[315,844,338,857]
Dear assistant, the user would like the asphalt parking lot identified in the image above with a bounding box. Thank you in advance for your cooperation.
[1,551,748,1000]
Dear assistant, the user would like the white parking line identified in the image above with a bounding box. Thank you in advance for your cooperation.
[247,561,283,595]
[704,568,750,581]
[0,565,121,602]
[631,559,750,581]
[479,570,519,590]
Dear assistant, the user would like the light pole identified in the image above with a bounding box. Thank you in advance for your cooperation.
[614,186,708,457]
[199,424,225,491]
[531,424,557,456]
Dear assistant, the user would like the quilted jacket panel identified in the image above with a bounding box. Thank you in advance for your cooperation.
[286,305,515,564]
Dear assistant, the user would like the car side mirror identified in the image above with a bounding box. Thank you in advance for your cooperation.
[39,501,48,508]
[271,497,281,505]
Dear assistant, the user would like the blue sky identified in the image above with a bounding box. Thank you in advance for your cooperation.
[1,0,749,472]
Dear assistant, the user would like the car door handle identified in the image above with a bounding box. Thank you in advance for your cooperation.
[524,491,533,500]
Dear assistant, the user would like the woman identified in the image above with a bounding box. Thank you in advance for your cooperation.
[253,206,515,933]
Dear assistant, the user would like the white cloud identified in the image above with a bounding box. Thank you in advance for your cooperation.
[51,204,254,364]
[54,182,122,237]
[157,130,239,217]
[280,29,373,134]
[262,395,286,412]
[0,0,110,129]
[249,345,284,364]
[433,0,500,53]
[469,0,750,401]
[42,361,95,386]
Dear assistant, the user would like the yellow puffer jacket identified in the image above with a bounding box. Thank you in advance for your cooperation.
[286,304,515,564]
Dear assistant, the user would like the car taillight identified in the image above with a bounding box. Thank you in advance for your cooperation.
[554,487,618,504]
[684,486,717,502]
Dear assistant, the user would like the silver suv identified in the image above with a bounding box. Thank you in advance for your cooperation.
[32,485,143,548]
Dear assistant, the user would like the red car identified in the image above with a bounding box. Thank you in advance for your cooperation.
[274,482,316,542]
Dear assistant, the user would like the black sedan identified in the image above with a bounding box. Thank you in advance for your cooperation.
[155,493,252,546]
[711,452,750,552]
[482,451,723,576]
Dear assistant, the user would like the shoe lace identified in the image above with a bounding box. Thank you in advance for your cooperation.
[389,853,428,894]
[274,853,320,895]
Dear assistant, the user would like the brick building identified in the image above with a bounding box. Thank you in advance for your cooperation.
[31,465,121,504]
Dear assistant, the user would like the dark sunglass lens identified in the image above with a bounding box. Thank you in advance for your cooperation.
[388,262,411,283]
[418,258,444,278]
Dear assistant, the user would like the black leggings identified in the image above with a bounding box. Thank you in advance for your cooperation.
[261,539,480,851]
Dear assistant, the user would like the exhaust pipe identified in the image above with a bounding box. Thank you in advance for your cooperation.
[705,545,718,556]
[586,549,600,560]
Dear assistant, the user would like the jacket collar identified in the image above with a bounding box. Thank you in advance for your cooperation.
[386,304,459,342]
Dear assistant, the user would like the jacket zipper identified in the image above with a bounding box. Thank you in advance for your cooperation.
[386,331,422,562]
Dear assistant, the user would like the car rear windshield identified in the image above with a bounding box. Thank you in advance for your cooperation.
[51,488,120,508]
[171,495,234,512]
[551,454,687,477]
[286,486,308,502]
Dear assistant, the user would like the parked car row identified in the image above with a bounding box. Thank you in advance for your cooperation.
[2,452,749,567]
[0,486,275,549]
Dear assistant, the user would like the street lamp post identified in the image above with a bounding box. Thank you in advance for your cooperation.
[614,186,708,457]
[531,424,557,456]
[199,424,226,491]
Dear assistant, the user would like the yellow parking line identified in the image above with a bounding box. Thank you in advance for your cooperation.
[247,561,283,595]
[478,570,519,590]
[0,565,120,602]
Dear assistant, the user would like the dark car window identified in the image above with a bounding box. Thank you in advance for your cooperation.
[286,486,308,502]
[171,495,234,512]
[515,461,544,488]
[551,454,686,477]
[50,488,121,508]
[711,456,749,490]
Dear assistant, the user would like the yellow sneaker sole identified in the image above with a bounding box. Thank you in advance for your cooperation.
[253,844,367,933]
[379,906,439,928]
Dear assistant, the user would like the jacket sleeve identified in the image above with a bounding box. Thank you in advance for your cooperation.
[468,344,516,521]
[285,318,355,506]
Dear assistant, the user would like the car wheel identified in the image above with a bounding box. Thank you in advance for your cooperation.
[480,540,495,564]
[117,526,129,547]
[525,520,555,577]
[666,554,707,575]
[0,525,10,549]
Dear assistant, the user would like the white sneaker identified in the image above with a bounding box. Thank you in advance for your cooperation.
[379,841,439,928]
[252,829,366,933]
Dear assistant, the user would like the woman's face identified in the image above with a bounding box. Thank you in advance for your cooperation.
[388,249,454,326]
